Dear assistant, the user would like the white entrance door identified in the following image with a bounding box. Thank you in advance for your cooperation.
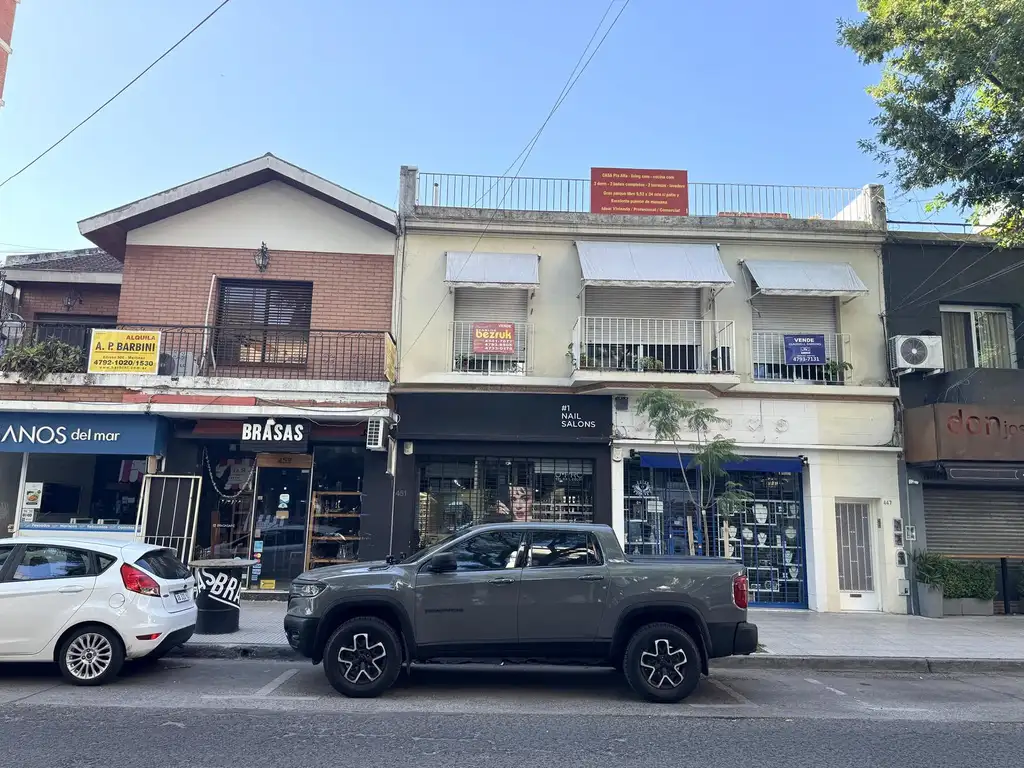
[835,501,880,611]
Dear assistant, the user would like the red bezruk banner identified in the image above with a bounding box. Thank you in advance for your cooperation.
[471,322,515,354]
[590,167,689,216]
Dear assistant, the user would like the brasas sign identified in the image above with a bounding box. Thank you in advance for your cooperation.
[240,418,309,453]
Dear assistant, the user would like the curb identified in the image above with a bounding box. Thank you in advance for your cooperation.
[713,654,1024,674]
[168,644,1024,675]
[169,643,303,661]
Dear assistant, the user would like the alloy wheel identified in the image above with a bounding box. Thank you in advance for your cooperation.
[65,633,114,681]
[337,632,388,684]
[638,637,688,689]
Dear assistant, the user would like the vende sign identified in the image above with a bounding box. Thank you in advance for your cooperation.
[590,167,689,216]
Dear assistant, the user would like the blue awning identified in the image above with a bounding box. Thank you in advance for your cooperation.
[639,453,804,474]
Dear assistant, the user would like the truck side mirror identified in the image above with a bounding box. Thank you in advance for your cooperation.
[429,552,458,573]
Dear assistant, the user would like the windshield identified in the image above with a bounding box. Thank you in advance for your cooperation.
[399,529,466,564]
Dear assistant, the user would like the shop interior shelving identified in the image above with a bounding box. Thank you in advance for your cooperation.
[305,490,361,570]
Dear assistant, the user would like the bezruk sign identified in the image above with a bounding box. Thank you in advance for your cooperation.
[240,418,309,453]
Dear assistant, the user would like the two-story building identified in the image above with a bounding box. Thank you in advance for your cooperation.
[391,167,905,612]
[1,154,399,593]
[884,231,1024,614]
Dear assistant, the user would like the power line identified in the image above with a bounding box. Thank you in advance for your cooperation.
[401,0,631,360]
[0,0,233,192]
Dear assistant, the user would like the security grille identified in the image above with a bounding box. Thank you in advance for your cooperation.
[835,501,874,592]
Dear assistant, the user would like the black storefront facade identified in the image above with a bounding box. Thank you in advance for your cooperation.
[390,393,614,555]
[884,233,1024,614]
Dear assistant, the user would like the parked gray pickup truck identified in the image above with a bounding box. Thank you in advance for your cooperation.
[284,522,756,702]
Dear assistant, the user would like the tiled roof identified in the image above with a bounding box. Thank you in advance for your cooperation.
[5,247,122,273]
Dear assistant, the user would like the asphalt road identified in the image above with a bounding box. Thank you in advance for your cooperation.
[2,659,1023,767]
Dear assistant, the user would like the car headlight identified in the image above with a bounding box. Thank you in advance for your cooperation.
[290,581,327,598]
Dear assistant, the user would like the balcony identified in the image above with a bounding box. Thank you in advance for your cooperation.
[450,320,533,376]
[0,322,395,384]
[416,173,876,223]
[751,331,852,385]
[570,317,737,386]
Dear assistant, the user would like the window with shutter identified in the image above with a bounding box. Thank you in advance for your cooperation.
[214,279,313,366]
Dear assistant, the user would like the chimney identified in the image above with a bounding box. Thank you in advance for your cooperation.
[0,0,19,109]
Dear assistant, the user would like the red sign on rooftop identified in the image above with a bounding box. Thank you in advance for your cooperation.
[590,167,689,216]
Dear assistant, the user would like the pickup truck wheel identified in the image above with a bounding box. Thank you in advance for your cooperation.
[623,622,701,703]
[323,617,403,698]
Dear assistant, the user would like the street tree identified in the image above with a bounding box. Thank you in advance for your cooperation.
[635,389,751,556]
[840,0,1024,244]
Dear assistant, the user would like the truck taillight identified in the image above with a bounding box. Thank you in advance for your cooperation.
[733,574,748,609]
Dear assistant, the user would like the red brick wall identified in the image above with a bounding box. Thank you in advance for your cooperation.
[0,384,129,402]
[118,245,393,331]
[0,0,17,106]
[18,283,121,321]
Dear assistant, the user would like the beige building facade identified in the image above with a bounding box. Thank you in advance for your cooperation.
[393,167,905,613]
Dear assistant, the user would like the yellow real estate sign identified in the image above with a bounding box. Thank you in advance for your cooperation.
[88,329,162,375]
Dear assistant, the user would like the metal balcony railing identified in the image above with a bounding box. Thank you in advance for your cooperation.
[571,317,736,374]
[450,321,533,375]
[0,321,394,382]
[751,331,853,385]
[417,172,872,222]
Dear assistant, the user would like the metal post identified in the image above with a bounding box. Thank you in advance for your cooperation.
[12,451,28,536]
[1001,557,1012,615]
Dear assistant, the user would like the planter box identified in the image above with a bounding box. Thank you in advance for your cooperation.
[961,598,995,616]
[943,598,964,616]
[917,582,944,618]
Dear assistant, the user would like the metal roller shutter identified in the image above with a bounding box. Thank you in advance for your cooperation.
[585,287,701,319]
[453,288,528,322]
[751,295,838,332]
[922,487,1024,558]
[751,295,839,366]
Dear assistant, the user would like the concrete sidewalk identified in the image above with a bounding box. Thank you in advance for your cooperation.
[180,602,1024,672]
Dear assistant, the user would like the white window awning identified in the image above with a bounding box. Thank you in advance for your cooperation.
[444,251,540,289]
[743,259,869,298]
[575,241,733,288]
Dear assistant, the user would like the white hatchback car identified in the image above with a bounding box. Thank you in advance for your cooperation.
[0,537,197,685]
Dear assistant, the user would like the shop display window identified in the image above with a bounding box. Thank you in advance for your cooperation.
[624,460,807,607]
[416,456,595,546]
[23,454,147,528]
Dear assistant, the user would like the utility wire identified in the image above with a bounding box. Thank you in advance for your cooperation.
[401,0,631,359]
[0,0,232,192]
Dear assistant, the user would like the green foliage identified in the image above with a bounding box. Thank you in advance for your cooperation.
[639,356,665,372]
[0,339,85,380]
[634,388,753,514]
[839,0,1024,246]
[913,552,997,599]
[824,359,853,381]
[913,550,948,586]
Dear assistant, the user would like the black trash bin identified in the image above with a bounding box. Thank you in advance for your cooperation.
[189,558,258,634]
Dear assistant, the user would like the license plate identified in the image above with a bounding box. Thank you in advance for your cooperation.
[173,591,190,604]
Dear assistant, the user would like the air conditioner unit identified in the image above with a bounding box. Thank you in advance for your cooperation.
[366,417,388,451]
[889,335,944,373]
[158,350,200,377]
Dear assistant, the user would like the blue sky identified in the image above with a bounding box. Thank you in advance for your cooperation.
[0,0,956,255]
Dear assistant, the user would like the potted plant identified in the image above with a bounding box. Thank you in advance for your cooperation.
[961,560,997,616]
[823,358,852,385]
[639,356,665,372]
[453,354,471,371]
[913,551,946,618]
[565,343,588,370]
[940,558,969,615]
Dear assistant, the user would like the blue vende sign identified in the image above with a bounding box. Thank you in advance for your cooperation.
[0,413,169,455]
[783,334,827,365]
